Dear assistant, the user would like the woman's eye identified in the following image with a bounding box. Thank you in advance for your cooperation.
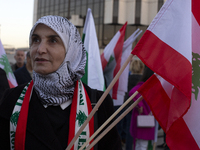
[50,38,57,43]
[32,37,40,43]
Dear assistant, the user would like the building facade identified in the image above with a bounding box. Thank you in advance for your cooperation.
[33,0,166,49]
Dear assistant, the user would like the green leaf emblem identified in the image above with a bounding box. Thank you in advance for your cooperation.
[107,55,114,66]
[10,111,20,126]
[76,110,87,127]
[192,52,200,100]
[0,54,13,77]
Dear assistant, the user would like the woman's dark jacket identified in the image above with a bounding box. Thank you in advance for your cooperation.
[0,83,122,150]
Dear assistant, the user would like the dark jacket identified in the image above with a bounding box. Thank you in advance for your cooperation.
[0,68,9,99]
[124,74,142,109]
[14,64,32,85]
[11,63,25,72]
[0,83,122,150]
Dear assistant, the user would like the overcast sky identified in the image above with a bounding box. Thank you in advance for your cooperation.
[0,0,34,48]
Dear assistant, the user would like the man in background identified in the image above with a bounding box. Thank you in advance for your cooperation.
[11,49,25,72]
[14,51,32,85]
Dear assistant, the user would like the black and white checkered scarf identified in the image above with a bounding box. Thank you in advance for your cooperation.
[29,15,86,106]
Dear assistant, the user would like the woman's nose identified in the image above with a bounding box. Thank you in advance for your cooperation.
[37,41,47,54]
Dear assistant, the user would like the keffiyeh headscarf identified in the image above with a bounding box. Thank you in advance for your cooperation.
[29,15,86,106]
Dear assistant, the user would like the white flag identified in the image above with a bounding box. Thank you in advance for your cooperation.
[81,8,105,91]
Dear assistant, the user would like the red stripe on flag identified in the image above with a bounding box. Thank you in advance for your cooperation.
[137,75,170,132]
[15,81,33,150]
[138,75,190,132]
[167,117,199,150]
[132,30,191,100]
[192,0,200,26]
[101,54,108,70]
[8,79,15,88]
[83,85,94,149]
[112,22,127,99]
[68,81,79,150]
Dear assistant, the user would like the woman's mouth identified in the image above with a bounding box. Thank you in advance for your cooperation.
[35,58,48,62]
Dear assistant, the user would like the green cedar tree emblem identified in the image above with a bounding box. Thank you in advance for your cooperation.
[192,52,200,100]
[10,111,20,126]
[0,54,13,77]
[76,110,87,127]
[107,55,114,66]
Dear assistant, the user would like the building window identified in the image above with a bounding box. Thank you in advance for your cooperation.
[113,0,118,24]
[88,0,93,4]
[94,3,99,22]
[158,0,164,11]
[135,0,141,24]
[75,0,81,15]
[64,0,69,18]
[41,0,46,8]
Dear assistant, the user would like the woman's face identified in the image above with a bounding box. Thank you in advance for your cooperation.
[30,24,66,75]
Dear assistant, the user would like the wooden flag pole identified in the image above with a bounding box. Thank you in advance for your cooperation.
[79,91,139,150]
[85,95,143,150]
[66,54,134,150]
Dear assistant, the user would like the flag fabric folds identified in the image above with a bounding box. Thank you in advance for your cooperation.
[117,29,142,106]
[81,8,105,91]
[0,40,17,88]
[101,24,142,106]
[131,0,198,149]
[101,23,127,106]
[182,0,200,149]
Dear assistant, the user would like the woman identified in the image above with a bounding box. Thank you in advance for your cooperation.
[123,59,144,150]
[0,16,121,150]
[129,66,155,150]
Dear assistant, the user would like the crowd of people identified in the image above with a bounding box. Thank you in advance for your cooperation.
[0,15,167,150]
[115,59,169,150]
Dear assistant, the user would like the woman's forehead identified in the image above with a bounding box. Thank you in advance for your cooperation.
[33,24,58,36]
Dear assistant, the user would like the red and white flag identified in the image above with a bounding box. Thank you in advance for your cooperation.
[101,25,142,106]
[101,22,127,106]
[0,40,17,88]
[131,0,199,149]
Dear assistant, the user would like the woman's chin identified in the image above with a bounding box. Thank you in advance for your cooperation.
[34,68,51,75]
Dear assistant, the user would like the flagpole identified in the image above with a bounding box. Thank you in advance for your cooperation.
[85,95,143,150]
[79,91,139,150]
[66,54,134,150]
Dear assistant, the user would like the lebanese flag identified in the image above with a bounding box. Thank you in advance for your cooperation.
[101,22,127,106]
[131,0,199,149]
[81,8,105,91]
[68,80,94,150]
[182,0,200,149]
[0,40,17,88]
[114,29,142,105]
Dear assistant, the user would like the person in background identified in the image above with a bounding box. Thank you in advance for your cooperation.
[0,15,122,150]
[11,49,25,72]
[14,51,32,85]
[129,66,155,150]
[123,59,144,150]
[157,132,169,150]
[0,68,9,100]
